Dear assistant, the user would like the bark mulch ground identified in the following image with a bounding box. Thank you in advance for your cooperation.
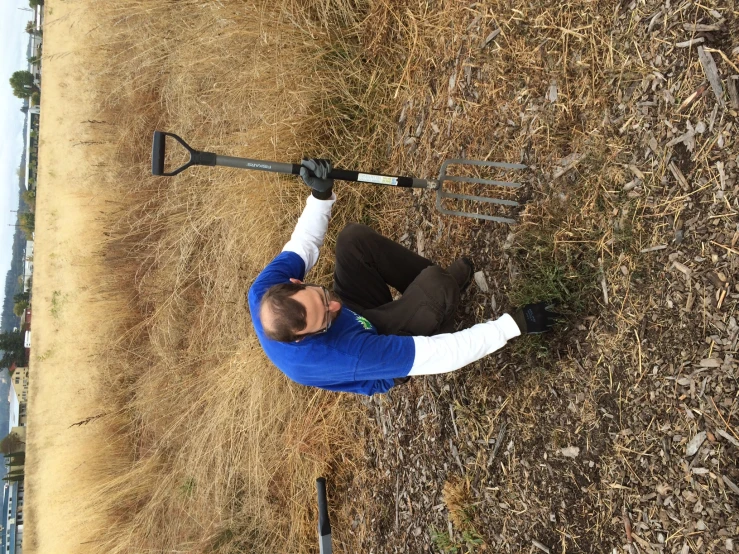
[337,0,738,552]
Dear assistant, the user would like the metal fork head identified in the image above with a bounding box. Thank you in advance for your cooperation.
[436,159,527,224]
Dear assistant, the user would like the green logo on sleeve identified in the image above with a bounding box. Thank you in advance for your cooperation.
[355,315,373,330]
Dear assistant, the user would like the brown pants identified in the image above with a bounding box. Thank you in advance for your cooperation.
[333,223,461,337]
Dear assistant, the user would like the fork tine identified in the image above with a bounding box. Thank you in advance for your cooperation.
[438,192,519,207]
[436,159,527,223]
[443,175,522,188]
[442,159,527,170]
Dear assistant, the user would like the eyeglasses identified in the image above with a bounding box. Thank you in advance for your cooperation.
[302,284,332,336]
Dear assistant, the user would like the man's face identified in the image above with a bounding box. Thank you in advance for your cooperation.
[287,279,342,337]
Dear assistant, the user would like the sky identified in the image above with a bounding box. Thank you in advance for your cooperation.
[0,1,33,285]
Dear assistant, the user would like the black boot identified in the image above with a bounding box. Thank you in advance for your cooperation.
[445,257,475,292]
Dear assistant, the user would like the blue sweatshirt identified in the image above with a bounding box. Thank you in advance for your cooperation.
[248,251,414,395]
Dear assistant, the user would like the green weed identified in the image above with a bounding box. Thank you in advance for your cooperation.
[36,347,55,362]
[509,262,570,306]
[430,527,486,553]
[508,334,551,362]
[179,477,196,497]
[50,290,68,319]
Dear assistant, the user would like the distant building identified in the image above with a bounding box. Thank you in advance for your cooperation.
[21,308,31,364]
[1,484,7,551]
[22,242,34,296]
[24,111,39,192]
[1,424,26,554]
[29,4,43,81]
[2,482,24,554]
[8,388,19,433]
[10,367,28,402]
[0,428,26,552]
[21,309,31,329]
[9,365,28,416]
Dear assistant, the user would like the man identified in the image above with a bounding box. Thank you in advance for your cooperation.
[248,159,560,395]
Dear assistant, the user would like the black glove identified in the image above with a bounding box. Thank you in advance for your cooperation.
[300,158,334,200]
[512,301,563,334]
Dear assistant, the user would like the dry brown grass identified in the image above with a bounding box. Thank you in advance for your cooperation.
[74,0,630,550]
[51,0,450,552]
[442,477,473,530]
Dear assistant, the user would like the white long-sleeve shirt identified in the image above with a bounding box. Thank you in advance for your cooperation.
[281,194,520,376]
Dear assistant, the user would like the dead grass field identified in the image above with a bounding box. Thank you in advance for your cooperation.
[25,0,738,552]
[23,1,120,551]
[27,0,412,552]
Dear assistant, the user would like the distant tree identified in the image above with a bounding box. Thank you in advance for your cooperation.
[0,331,25,351]
[19,212,35,240]
[29,0,42,8]
[20,212,34,226]
[14,292,30,304]
[22,190,36,209]
[20,212,35,227]
[0,331,26,367]
[9,70,37,99]
[13,301,29,318]
[24,21,41,35]
[0,433,25,455]
[30,91,40,106]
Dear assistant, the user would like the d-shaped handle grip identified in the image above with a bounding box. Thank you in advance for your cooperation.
[151,131,216,176]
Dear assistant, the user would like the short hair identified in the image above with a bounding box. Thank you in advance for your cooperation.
[260,282,308,342]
